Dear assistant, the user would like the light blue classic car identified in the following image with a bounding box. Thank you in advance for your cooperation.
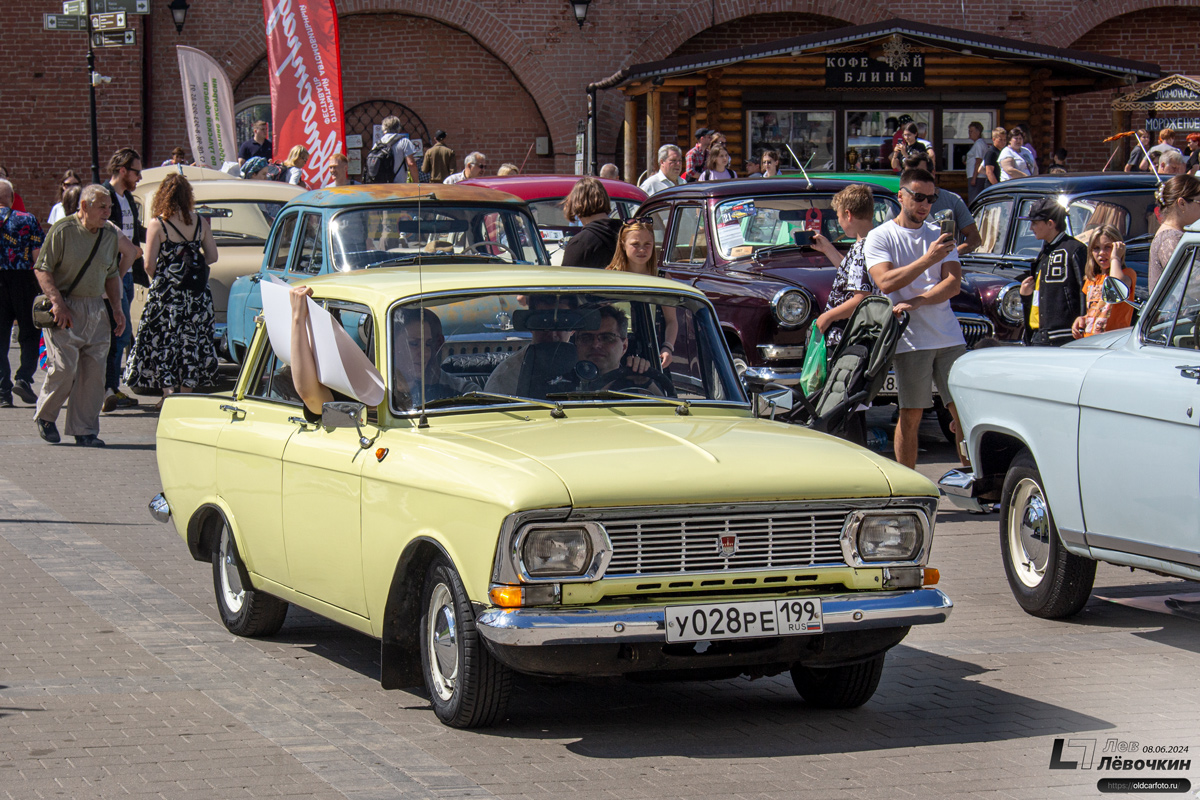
[224,184,549,363]
[940,230,1200,618]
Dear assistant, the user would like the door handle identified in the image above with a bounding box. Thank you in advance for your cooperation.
[220,403,245,419]
[1175,364,1200,383]
[288,416,318,429]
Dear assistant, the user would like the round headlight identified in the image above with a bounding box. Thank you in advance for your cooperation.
[856,513,923,562]
[771,288,810,329]
[522,527,592,577]
[996,282,1023,325]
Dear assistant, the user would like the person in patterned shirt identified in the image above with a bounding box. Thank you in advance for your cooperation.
[0,178,45,407]
[811,183,879,347]
[683,128,713,183]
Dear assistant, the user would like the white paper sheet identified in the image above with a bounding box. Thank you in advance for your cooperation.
[260,277,386,407]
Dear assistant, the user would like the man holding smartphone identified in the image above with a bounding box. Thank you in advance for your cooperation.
[864,168,966,469]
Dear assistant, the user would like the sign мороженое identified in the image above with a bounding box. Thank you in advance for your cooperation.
[825,53,925,89]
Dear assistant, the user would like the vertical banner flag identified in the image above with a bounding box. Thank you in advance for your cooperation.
[262,0,346,188]
[176,46,237,169]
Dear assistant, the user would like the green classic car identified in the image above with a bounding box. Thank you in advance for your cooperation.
[149,264,952,728]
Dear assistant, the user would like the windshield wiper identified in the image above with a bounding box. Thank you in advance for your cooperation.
[750,243,804,261]
[419,391,566,417]
[546,389,691,415]
[366,253,504,269]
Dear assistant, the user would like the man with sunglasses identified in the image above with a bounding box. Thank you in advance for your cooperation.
[101,148,145,412]
[864,168,966,470]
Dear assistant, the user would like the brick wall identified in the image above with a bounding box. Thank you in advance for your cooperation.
[1065,7,1200,170]
[3,1,1197,213]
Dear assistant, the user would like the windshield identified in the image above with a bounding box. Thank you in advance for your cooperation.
[711,194,897,260]
[327,205,547,270]
[196,200,284,245]
[386,290,744,414]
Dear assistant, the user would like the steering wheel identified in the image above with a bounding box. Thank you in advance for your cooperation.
[592,366,676,397]
[464,241,518,258]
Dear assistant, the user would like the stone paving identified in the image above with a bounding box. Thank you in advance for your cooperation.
[1,351,1198,799]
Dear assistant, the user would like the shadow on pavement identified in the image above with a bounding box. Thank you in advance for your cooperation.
[466,646,1112,755]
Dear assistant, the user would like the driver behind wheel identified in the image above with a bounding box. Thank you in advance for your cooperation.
[576,305,664,395]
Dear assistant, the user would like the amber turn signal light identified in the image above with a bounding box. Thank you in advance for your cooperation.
[923,567,940,586]
[489,585,524,607]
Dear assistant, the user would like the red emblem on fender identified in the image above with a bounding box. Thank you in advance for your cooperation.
[719,534,737,557]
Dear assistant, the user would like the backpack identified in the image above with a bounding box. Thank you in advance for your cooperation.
[364,139,395,184]
[262,162,288,182]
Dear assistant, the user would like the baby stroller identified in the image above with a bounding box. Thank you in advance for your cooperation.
[780,295,906,444]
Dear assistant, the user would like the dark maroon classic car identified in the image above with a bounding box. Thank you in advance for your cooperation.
[636,178,1022,375]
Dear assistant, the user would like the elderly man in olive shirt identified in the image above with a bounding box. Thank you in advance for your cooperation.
[34,184,136,446]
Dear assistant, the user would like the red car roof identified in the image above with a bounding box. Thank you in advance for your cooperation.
[461,175,647,204]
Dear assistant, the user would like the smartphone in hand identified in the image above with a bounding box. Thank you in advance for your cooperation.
[939,217,956,239]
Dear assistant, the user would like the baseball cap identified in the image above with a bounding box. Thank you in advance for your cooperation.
[1018,197,1066,224]
[695,128,711,139]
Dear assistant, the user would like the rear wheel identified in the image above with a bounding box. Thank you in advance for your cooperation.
[999,450,1096,618]
[419,556,512,728]
[212,524,288,636]
[791,655,885,709]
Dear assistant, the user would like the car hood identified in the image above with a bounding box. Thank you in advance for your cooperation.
[444,410,929,508]
[1062,329,1133,350]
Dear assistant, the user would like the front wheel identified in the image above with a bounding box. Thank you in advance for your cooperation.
[999,450,1096,618]
[791,654,885,709]
[212,523,288,636]
[420,556,512,728]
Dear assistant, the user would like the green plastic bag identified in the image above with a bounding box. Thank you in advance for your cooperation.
[800,322,827,396]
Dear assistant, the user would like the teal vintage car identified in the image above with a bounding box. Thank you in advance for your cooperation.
[151,263,952,728]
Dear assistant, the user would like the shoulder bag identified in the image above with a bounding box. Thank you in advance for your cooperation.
[32,227,107,329]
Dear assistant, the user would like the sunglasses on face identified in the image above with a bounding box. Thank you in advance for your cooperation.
[900,187,938,204]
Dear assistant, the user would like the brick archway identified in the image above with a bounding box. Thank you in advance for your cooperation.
[1042,0,1200,49]
[217,1,575,151]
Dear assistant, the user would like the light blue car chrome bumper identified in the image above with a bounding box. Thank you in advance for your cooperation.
[475,588,952,647]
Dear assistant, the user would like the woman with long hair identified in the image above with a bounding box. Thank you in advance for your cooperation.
[124,173,219,402]
[47,169,82,225]
[699,146,737,181]
[605,219,677,367]
[1148,174,1200,292]
[560,176,620,269]
[1072,225,1136,338]
[283,145,309,187]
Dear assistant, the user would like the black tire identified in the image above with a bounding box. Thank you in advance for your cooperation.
[999,450,1096,619]
[419,556,512,728]
[730,346,749,377]
[791,654,885,709]
[212,523,288,636]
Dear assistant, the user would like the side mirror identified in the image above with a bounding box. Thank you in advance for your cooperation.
[322,400,376,448]
[742,367,799,419]
[1101,275,1141,311]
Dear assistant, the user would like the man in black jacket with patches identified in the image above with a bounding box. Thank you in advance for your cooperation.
[1019,197,1086,346]
[101,147,146,410]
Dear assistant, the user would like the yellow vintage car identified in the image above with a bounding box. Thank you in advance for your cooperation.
[149,264,952,728]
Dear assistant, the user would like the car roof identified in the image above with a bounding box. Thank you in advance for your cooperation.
[286,183,527,208]
[462,175,648,203]
[643,176,897,200]
[976,173,1161,196]
[297,263,708,306]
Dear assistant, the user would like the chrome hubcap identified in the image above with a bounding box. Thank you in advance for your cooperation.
[219,526,245,614]
[426,583,458,701]
[1008,478,1050,588]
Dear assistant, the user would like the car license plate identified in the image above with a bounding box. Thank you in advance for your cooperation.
[879,371,898,396]
[665,598,823,643]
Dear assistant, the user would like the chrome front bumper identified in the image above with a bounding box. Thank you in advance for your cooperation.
[475,588,952,647]
[938,469,990,513]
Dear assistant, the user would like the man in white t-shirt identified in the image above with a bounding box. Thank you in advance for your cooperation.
[639,145,683,197]
[963,121,990,203]
[864,167,966,469]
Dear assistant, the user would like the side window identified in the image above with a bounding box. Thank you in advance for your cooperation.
[291,213,324,275]
[1143,248,1200,348]
[246,338,303,405]
[323,302,375,360]
[974,199,1014,256]
[646,207,670,250]
[1068,200,1130,240]
[268,212,298,272]
[1011,199,1043,257]
[668,206,708,264]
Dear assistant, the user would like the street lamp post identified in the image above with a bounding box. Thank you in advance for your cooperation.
[168,0,190,34]
[86,13,101,182]
[570,0,590,28]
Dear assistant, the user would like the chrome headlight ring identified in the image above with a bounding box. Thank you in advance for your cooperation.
[770,287,811,330]
[995,281,1024,326]
[493,513,612,584]
[840,508,932,567]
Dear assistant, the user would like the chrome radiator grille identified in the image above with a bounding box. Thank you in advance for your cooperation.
[958,314,995,349]
[602,508,849,576]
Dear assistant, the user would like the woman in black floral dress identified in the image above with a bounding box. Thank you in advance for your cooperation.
[811,184,880,347]
[124,173,219,400]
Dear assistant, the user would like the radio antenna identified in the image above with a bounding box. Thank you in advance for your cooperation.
[785,144,812,189]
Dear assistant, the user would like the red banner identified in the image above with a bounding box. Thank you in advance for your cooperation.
[262,0,345,188]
